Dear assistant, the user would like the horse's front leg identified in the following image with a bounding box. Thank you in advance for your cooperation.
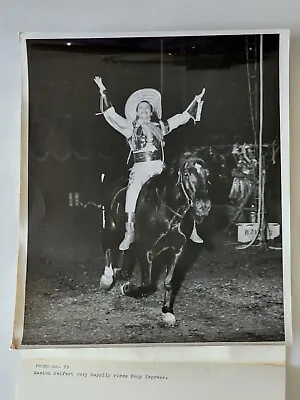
[161,248,184,326]
[121,249,156,298]
[113,248,137,282]
[100,248,136,290]
[162,239,202,326]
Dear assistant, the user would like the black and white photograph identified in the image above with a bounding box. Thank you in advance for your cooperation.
[20,32,289,346]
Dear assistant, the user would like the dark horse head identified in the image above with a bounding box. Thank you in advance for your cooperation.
[168,149,212,224]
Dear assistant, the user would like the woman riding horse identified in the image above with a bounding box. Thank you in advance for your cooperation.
[94,76,205,250]
[100,147,213,326]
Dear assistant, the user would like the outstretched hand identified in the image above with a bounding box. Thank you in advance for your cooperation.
[94,76,106,94]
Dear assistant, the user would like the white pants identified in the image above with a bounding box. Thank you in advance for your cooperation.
[125,160,164,213]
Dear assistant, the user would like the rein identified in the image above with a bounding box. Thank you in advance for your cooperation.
[164,169,194,220]
[165,203,191,219]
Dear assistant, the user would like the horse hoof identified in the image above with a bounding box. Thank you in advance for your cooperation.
[100,274,113,289]
[120,282,130,296]
[162,312,176,327]
[99,266,114,289]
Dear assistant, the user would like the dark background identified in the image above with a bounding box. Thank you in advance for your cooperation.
[27,34,281,238]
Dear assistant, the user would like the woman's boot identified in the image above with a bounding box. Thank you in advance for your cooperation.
[119,213,135,251]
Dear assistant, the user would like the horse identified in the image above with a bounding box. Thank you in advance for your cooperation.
[99,148,213,326]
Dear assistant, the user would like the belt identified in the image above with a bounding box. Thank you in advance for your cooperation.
[133,151,161,163]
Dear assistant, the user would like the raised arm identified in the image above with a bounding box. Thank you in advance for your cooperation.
[166,111,191,134]
[166,88,205,134]
[94,76,132,138]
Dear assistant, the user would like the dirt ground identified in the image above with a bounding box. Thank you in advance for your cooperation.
[22,213,285,346]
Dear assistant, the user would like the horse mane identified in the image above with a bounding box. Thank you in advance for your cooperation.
[168,147,207,175]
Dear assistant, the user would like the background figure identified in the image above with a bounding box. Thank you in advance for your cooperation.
[229,144,257,222]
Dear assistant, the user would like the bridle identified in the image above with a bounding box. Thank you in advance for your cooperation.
[164,172,193,219]
[165,158,208,220]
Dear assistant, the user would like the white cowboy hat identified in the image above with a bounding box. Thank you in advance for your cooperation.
[124,88,162,121]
